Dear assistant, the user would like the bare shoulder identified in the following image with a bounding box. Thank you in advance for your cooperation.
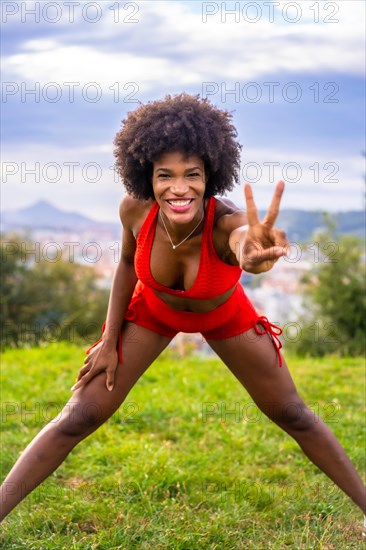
[119,195,154,236]
[214,197,247,233]
[119,194,145,225]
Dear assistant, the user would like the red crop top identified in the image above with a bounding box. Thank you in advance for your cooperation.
[134,197,242,299]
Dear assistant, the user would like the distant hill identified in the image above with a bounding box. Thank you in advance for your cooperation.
[1,201,119,234]
[1,201,364,241]
[272,209,365,241]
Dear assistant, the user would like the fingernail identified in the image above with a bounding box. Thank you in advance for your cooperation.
[107,384,113,392]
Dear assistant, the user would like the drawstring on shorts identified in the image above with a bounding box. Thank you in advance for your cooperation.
[254,316,283,367]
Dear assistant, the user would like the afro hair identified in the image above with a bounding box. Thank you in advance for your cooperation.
[113,92,242,200]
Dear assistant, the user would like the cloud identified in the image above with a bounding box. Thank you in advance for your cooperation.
[1,1,364,215]
[1,141,121,220]
[2,1,364,93]
[1,142,364,216]
[229,146,365,212]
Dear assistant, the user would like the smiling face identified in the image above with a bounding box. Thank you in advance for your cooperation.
[152,151,208,229]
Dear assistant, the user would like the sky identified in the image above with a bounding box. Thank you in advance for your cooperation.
[1,0,365,221]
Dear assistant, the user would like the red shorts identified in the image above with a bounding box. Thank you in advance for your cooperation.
[125,280,258,339]
[87,281,283,366]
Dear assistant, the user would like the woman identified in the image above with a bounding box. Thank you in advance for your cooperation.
[1,93,365,527]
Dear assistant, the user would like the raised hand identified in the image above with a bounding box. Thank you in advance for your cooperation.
[239,181,289,274]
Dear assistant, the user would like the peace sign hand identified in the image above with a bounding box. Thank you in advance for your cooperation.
[239,181,289,274]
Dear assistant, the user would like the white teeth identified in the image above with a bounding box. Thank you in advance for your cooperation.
[167,200,192,206]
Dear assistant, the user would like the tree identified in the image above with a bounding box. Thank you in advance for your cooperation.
[1,233,30,348]
[1,233,109,349]
[291,217,365,356]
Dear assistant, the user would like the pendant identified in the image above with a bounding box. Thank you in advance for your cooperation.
[172,245,176,249]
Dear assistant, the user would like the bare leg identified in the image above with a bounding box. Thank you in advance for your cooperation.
[0,323,172,521]
[206,328,366,514]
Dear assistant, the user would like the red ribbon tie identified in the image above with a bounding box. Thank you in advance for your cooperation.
[254,316,283,367]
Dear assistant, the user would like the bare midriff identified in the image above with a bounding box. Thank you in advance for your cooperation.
[151,284,237,313]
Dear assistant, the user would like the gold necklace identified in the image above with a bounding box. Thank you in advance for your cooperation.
[159,208,204,250]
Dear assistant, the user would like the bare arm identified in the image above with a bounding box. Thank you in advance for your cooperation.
[72,195,139,391]
[101,197,138,346]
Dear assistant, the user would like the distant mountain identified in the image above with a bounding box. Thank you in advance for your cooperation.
[1,200,119,233]
[1,201,364,241]
[273,209,365,241]
[276,210,365,241]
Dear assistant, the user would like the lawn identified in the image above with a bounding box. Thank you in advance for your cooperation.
[1,343,365,549]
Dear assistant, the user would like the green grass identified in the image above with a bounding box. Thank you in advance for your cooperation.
[1,343,365,549]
